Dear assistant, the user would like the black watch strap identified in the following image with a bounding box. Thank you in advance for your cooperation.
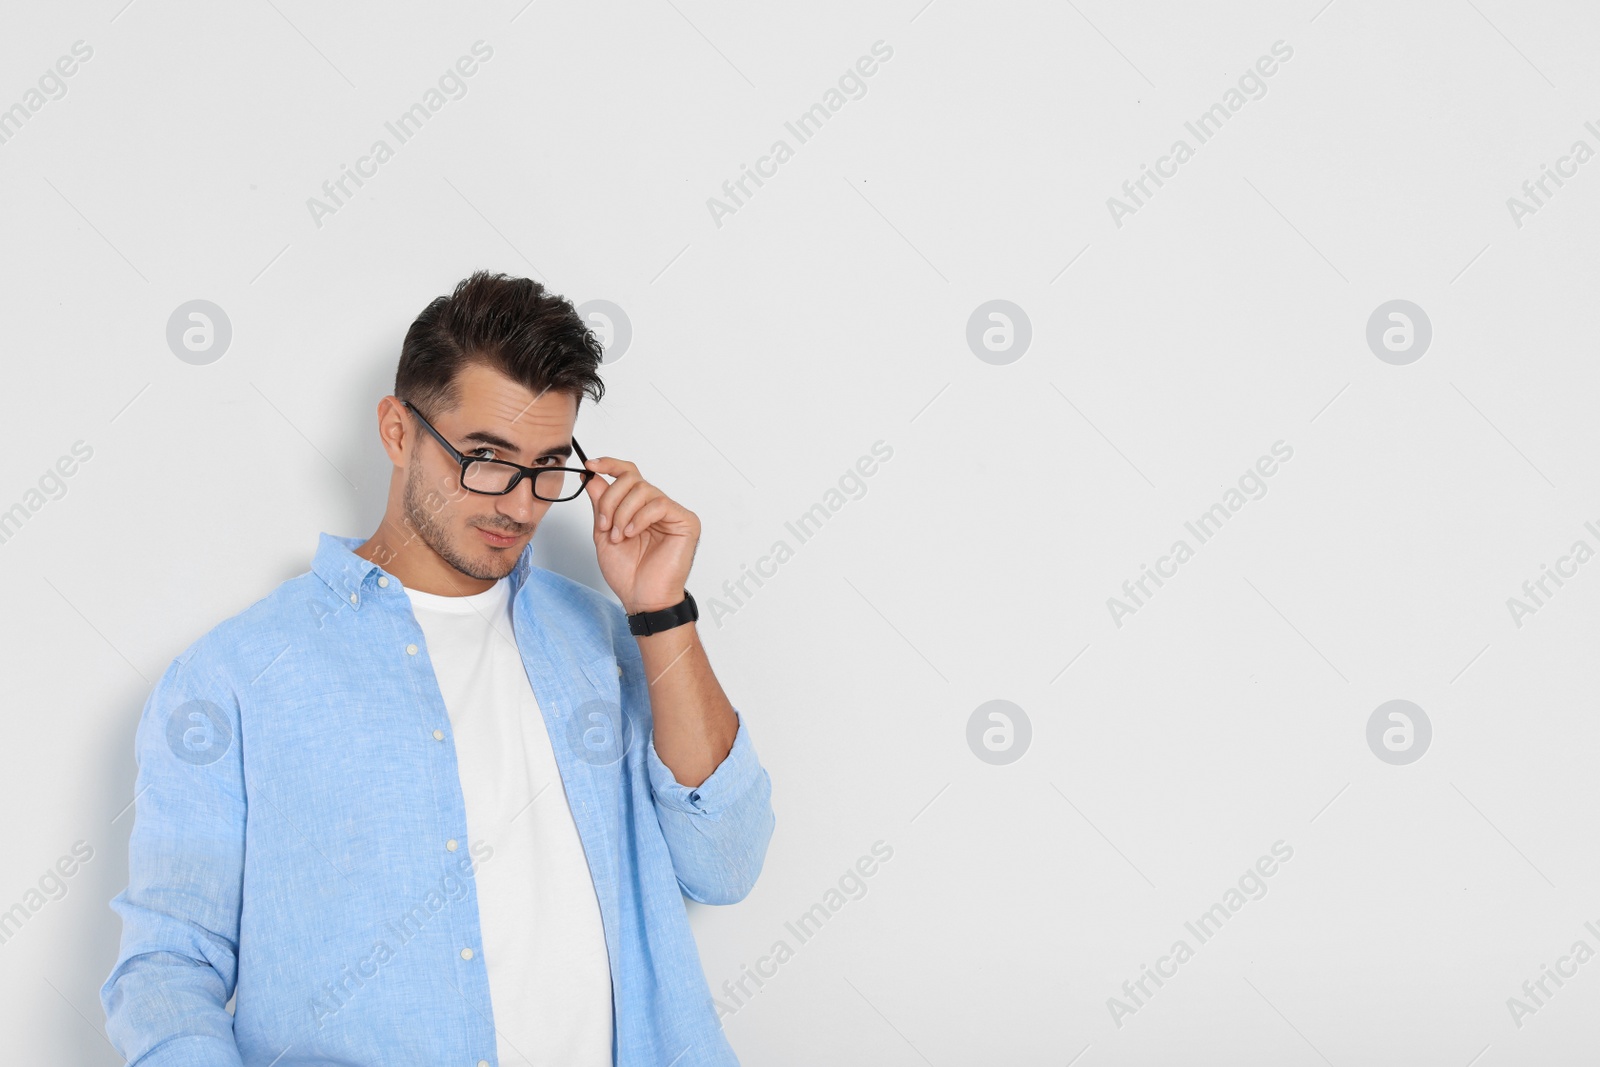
[627,590,698,636]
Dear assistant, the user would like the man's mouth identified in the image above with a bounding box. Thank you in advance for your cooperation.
[475,525,522,547]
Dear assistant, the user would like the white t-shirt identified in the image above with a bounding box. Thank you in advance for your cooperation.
[403,576,613,1067]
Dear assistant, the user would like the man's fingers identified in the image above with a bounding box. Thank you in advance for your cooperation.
[592,470,640,534]
[616,496,673,539]
[607,485,663,541]
[584,456,639,478]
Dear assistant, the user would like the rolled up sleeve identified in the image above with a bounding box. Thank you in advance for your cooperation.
[100,646,246,1067]
[646,706,775,905]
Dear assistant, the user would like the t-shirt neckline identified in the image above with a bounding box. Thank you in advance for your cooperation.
[402,577,509,615]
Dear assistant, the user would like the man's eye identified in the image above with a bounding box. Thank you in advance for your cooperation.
[469,448,498,460]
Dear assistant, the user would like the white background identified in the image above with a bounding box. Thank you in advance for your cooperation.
[3,1,1599,1064]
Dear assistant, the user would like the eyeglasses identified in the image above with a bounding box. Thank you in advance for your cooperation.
[401,399,595,501]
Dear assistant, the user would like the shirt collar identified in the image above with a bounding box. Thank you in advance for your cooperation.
[311,531,535,610]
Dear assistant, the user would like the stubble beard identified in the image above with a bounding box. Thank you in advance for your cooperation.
[402,463,519,582]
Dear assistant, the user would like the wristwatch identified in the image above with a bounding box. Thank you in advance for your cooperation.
[627,590,698,636]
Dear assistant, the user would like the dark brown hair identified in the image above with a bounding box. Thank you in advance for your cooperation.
[395,270,606,418]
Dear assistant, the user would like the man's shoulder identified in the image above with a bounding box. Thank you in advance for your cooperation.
[163,569,330,688]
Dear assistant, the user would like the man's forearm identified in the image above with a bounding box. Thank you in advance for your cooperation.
[634,621,738,788]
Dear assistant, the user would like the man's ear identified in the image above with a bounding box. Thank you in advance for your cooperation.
[378,397,410,464]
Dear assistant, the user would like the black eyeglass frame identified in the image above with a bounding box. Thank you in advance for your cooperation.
[401,399,595,501]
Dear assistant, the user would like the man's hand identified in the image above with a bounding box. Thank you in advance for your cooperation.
[581,452,737,790]
[581,455,699,614]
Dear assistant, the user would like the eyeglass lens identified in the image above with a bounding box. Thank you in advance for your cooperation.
[462,461,581,500]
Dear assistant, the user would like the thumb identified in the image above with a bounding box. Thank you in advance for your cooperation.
[581,463,608,517]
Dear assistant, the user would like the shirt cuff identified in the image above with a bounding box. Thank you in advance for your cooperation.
[647,706,761,817]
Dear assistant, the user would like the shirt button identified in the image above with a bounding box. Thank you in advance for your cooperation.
[446,839,458,851]
[349,592,359,605]
[406,644,419,655]
[461,947,474,960]
[377,576,389,588]
[433,729,445,741]
[479,1061,490,1067]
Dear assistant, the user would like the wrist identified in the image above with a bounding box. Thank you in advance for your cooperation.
[633,619,696,643]
[625,591,686,614]
[626,589,697,637]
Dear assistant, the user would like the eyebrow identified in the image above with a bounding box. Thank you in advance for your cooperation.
[458,430,571,462]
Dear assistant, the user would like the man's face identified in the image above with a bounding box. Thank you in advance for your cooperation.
[401,363,579,582]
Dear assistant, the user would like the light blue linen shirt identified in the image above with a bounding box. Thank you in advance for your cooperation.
[100,532,775,1066]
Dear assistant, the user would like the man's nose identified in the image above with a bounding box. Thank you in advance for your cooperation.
[498,474,545,521]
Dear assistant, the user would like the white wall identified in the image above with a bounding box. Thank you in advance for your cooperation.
[2,1,1597,1063]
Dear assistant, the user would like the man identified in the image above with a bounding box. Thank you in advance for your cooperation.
[100,271,776,1066]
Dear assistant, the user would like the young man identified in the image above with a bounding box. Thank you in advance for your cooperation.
[100,272,775,1066]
